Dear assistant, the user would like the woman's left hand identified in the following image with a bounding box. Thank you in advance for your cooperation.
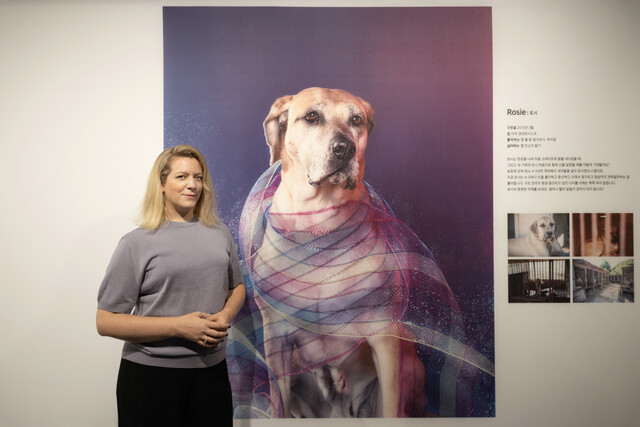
[202,312,230,332]
[195,312,228,348]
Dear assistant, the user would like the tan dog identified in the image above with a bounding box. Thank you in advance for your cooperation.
[259,88,424,417]
[508,215,565,257]
[583,226,619,256]
[523,278,542,296]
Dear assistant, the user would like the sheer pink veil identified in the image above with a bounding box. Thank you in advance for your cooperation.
[228,162,495,418]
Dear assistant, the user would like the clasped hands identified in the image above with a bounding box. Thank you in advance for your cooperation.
[179,311,230,348]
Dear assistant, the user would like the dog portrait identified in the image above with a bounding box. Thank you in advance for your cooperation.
[508,213,570,257]
[163,7,495,418]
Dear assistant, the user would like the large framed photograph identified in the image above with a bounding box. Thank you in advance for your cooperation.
[164,6,494,418]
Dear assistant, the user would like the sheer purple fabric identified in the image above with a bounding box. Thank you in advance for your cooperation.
[228,162,494,418]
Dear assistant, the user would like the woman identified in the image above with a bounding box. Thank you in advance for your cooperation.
[97,145,245,426]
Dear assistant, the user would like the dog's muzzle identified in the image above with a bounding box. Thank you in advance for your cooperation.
[306,133,358,189]
[331,134,355,162]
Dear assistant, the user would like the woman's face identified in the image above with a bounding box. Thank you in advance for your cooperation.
[162,156,203,221]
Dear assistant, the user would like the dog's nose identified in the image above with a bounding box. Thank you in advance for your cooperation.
[331,137,356,161]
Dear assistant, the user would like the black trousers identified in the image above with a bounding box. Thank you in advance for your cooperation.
[116,358,233,427]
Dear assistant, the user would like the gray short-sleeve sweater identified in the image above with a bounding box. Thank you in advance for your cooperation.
[98,219,243,368]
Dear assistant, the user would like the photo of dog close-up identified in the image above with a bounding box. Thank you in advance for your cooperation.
[232,88,494,418]
[507,213,570,257]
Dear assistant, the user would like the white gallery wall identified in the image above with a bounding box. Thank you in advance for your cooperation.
[1,1,638,426]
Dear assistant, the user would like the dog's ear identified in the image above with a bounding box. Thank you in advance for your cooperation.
[358,97,376,135]
[530,220,538,235]
[263,95,293,165]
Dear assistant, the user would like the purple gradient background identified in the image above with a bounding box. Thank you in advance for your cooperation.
[163,6,494,399]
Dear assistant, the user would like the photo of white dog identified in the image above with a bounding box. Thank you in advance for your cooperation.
[507,213,570,257]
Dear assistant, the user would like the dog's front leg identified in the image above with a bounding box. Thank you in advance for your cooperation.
[276,375,292,417]
[367,334,401,417]
[258,302,294,417]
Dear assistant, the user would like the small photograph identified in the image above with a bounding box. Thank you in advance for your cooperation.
[572,213,633,257]
[508,259,571,303]
[508,213,570,257]
[573,258,634,303]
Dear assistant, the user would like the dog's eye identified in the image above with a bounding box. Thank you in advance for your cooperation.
[351,115,363,126]
[305,111,319,122]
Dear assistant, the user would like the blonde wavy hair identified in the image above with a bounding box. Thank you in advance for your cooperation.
[139,145,220,230]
